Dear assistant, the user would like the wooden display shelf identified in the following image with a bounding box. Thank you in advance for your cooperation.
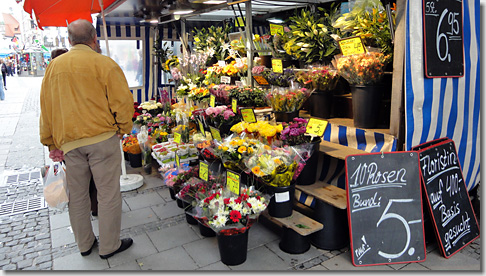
[262,210,323,236]
[319,140,366,160]
[296,181,347,210]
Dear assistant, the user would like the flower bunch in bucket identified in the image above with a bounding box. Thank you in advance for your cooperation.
[195,186,269,234]
[295,66,340,91]
[266,86,313,112]
[213,136,264,172]
[334,51,391,85]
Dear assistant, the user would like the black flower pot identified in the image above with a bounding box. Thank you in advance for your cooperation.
[198,222,216,237]
[259,55,272,68]
[176,198,183,208]
[168,187,176,200]
[279,228,311,254]
[309,91,333,119]
[217,229,249,266]
[128,153,142,168]
[350,85,384,129]
[296,137,321,186]
[182,200,198,225]
[266,184,295,218]
[274,110,299,123]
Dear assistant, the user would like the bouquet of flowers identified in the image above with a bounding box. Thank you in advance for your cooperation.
[193,132,218,161]
[227,86,267,108]
[245,147,298,187]
[213,137,264,172]
[137,100,164,116]
[334,52,391,85]
[230,121,283,145]
[204,65,224,85]
[209,84,233,105]
[205,105,241,129]
[122,135,141,154]
[251,65,266,76]
[266,86,313,112]
[193,25,233,61]
[188,87,210,104]
[295,66,340,91]
[195,186,269,234]
[133,113,154,127]
[164,165,199,194]
[177,176,222,203]
[262,68,296,87]
[176,74,204,97]
[280,117,310,146]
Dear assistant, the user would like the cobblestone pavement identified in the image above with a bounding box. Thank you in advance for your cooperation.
[0,75,481,271]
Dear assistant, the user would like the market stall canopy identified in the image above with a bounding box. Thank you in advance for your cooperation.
[2,13,21,37]
[23,0,121,29]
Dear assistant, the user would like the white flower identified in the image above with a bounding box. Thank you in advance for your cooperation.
[210,215,227,228]
[330,34,340,41]
[228,202,243,211]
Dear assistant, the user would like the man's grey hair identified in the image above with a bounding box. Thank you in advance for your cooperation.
[67,19,96,45]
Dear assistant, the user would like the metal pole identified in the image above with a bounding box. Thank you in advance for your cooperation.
[98,0,110,57]
[245,1,252,87]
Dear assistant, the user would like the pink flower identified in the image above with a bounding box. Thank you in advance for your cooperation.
[223,110,235,120]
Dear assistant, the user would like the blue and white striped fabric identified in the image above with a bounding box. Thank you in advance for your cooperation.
[96,21,153,104]
[405,0,480,191]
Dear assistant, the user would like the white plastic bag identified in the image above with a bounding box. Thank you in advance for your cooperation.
[43,162,69,210]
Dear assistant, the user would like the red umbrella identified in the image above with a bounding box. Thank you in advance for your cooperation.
[23,0,120,56]
[23,0,118,29]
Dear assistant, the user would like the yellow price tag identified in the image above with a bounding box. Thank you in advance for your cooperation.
[175,151,180,168]
[199,162,209,182]
[232,98,237,113]
[226,170,240,195]
[305,118,328,137]
[241,108,256,123]
[198,119,205,134]
[210,95,216,107]
[173,132,181,144]
[271,59,283,73]
[235,17,245,27]
[269,24,284,35]
[209,126,222,141]
[253,75,269,86]
[338,36,366,56]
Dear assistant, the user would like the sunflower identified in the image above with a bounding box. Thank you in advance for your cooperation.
[252,166,264,177]
[238,146,247,153]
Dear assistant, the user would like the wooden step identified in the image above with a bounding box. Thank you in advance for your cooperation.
[262,210,323,236]
[319,140,366,160]
[296,181,347,210]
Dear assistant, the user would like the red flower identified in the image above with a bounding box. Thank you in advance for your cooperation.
[247,202,252,209]
[224,198,231,205]
[234,198,242,204]
[229,210,242,223]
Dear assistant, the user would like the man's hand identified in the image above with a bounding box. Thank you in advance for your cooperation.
[49,149,64,162]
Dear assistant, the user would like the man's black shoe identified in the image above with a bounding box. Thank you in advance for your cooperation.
[80,238,97,256]
[99,238,133,259]
[92,211,98,217]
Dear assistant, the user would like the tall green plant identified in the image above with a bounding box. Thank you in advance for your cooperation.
[192,25,233,61]
[284,5,340,64]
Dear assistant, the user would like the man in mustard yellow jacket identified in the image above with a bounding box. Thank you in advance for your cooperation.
[39,19,135,259]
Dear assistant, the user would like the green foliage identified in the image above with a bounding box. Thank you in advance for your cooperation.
[192,25,233,61]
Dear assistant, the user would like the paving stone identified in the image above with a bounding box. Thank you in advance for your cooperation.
[38,261,52,270]
[0,258,11,267]
[5,240,18,246]
[13,232,27,239]
[17,259,33,269]
[19,237,34,244]
[11,255,23,263]
[21,247,35,255]
[34,255,51,265]
[26,252,39,259]
[2,264,16,270]
[7,230,21,236]
[35,233,50,240]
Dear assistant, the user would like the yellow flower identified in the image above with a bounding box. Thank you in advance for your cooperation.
[252,166,264,177]
[223,146,229,151]
[238,146,246,153]
[274,158,283,166]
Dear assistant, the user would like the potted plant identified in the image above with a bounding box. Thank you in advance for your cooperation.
[266,86,313,122]
[295,66,340,118]
[280,117,321,185]
[244,147,299,218]
[284,5,341,65]
[227,86,268,108]
[335,51,391,128]
[194,186,269,265]
[204,105,241,137]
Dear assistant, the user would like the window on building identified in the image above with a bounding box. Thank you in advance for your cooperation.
[99,40,143,88]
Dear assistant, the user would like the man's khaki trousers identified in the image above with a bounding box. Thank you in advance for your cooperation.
[64,135,122,255]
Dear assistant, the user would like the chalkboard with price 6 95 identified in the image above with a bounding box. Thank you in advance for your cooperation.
[422,0,464,78]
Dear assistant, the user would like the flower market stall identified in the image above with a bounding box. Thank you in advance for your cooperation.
[91,0,480,267]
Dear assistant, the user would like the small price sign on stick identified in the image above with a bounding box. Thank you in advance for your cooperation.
[173,132,182,144]
[241,108,256,123]
[271,59,283,73]
[232,98,238,113]
[305,118,328,137]
[199,162,209,182]
[210,94,216,107]
[338,36,366,56]
[226,170,240,195]
[209,126,222,141]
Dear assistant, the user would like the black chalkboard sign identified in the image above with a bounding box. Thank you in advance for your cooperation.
[412,138,480,258]
[422,0,464,78]
[346,152,426,266]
